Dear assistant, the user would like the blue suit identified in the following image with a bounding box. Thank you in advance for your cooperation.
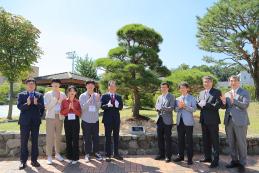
[17,91,44,163]
[101,93,123,156]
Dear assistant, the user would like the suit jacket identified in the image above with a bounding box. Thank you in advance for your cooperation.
[197,88,222,125]
[155,93,175,125]
[175,94,197,126]
[17,91,44,126]
[101,93,123,125]
[222,88,250,126]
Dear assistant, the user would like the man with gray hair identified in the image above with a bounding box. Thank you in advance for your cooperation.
[197,76,222,168]
[221,75,250,172]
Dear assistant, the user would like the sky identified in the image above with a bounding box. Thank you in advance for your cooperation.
[0,0,217,76]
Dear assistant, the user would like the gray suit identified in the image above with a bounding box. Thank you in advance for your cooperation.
[223,87,250,166]
[155,93,175,125]
[175,94,197,126]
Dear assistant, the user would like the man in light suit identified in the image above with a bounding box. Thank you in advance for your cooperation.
[221,75,250,172]
[155,82,175,163]
[173,82,197,165]
[197,76,222,168]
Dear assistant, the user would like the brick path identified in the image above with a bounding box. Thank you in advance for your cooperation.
[0,155,259,173]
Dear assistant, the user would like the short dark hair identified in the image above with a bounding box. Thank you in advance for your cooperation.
[67,85,77,93]
[25,78,36,84]
[178,81,189,89]
[161,82,170,88]
[51,79,61,84]
[229,75,240,82]
[85,80,95,85]
[202,75,213,82]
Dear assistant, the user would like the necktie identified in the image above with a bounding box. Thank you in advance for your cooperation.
[111,94,115,106]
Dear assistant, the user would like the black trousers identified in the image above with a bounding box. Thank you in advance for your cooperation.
[201,123,219,162]
[157,117,173,158]
[104,122,120,157]
[177,118,193,161]
[20,124,40,163]
[64,116,80,161]
[81,121,99,154]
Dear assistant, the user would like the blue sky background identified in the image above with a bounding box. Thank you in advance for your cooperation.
[1,0,218,76]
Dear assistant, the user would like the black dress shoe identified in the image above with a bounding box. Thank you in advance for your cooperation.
[165,157,171,163]
[31,161,41,167]
[19,163,27,170]
[187,160,193,165]
[199,158,212,163]
[209,162,219,168]
[155,155,165,160]
[113,155,123,160]
[238,164,245,172]
[226,161,240,168]
[173,157,184,162]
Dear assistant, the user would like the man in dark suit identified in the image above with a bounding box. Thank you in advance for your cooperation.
[17,78,44,170]
[197,76,222,168]
[101,80,123,162]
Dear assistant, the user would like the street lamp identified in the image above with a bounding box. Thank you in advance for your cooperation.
[66,51,77,73]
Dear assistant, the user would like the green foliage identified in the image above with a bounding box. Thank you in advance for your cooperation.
[75,54,99,80]
[96,24,170,117]
[197,0,259,99]
[166,68,217,97]
[0,82,26,105]
[0,7,42,82]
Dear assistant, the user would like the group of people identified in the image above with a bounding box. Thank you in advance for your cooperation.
[17,79,123,170]
[155,75,250,172]
[17,75,250,172]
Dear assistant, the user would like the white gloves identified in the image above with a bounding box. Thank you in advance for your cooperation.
[198,100,206,108]
[115,100,119,108]
[155,103,162,111]
[107,100,113,107]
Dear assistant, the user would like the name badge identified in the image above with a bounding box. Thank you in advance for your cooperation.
[68,113,76,120]
[89,105,96,112]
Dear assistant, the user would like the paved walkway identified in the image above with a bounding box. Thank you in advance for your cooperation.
[0,155,259,173]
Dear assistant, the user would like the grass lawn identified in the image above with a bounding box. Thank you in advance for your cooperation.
[0,102,258,136]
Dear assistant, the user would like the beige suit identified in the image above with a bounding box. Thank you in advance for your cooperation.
[44,91,66,156]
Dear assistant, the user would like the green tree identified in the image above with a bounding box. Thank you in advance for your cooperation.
[0,8,42,120]
[197,0,259,100]
[166,68,217,97]
[75,54,99,80]
[96,24,170,119]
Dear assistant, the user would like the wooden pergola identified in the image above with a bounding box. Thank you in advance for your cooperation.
[33,72,99,89]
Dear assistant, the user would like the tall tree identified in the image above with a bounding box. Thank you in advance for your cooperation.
[197,0,259,100]
[96,24,170,119]
[0,8,42,120]
[75,54,99,80]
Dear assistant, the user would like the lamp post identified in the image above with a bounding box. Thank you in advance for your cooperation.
[66,51,77,73]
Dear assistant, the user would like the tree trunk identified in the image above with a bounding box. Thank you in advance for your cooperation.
[254,60,259,101]
[132,88,140,118]
[7,81,14,120]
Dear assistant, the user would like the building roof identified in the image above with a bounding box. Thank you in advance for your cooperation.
[33,72,96,88]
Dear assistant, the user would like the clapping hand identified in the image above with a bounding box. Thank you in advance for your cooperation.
[220,95,226,105]
[27,96,31,106]
[33,97,38,105]
[178,100,185,108]
[107,100,113,107]
[115,100,119,108]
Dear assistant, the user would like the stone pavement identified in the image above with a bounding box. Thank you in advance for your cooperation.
[0,155,259,173]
